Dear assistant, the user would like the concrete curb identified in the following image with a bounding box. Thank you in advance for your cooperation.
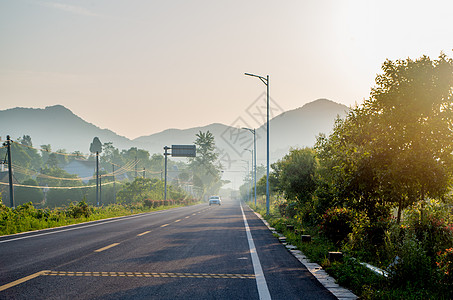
[251,209,358,300]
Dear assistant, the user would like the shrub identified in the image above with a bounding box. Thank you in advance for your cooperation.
[387,232,434,289]
[67,200,93,218]
[346,212,392,264]
[437,247,453,296]
[320,207,354,244]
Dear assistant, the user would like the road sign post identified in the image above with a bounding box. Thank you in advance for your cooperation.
[163,145,196,201]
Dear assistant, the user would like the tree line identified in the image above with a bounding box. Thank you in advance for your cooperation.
[0,130,224,208]
[244,54,453,297]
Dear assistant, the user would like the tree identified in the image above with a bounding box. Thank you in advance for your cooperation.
[316,54,453,222]
[15,179,44,206]
[189,131,223,198]
[272,148,318,204]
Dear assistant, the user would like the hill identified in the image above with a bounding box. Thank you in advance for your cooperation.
[0,99,349,163]
[0,105,133,152]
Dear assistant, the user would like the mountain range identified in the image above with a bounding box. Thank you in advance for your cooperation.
[0,99,349,167]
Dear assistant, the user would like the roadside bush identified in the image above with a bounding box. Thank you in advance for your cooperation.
[274,199,288,217]
[387,232,435,290]
[346,212,392,264]
[437,247,453,296]
[404,201,453,257]
[327,257,383,297]
[67,200,93,218]
[320,207,354,245]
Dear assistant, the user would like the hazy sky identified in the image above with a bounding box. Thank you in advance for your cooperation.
[1,0,452,139]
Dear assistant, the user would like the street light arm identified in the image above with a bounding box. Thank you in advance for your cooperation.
[241,127,255,134]
[244,72,268,85]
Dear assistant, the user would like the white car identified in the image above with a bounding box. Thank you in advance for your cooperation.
[208,196,221,206]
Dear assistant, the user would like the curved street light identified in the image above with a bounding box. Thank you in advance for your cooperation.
[245,73,270,215]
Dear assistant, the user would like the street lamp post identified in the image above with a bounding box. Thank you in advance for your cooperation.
[245,73,270,215]
[244,149,253,203]
[242,128,257,206]
[241,160,251,202]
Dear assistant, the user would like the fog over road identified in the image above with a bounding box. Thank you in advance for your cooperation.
[0,199,335,299]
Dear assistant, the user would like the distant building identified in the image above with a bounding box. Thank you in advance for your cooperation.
[61,159,129,183]
[62,159,95,183]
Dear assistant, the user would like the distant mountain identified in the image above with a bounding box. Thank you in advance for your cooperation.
[259,98,349,159]
[133,98,349,164]
[0,99,349,162]
[0,105,133,152]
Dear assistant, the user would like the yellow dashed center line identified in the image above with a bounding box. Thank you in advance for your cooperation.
[0,270,50,292]
[185,216,190,219]
[94,243,120,253]
[137,231,151,236]
[44,271,256,279]
[160,224,169,228]
[174,219,181,223]
[0,270,256,291]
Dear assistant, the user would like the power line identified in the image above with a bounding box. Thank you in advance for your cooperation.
[0,181,116,189]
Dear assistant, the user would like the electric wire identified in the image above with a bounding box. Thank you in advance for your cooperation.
[0,181,116,189]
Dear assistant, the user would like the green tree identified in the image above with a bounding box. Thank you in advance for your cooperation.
[38,166,84,207]
[15,179,44,206]
[272,148,318,204]
[189,131,223,198]
[316,54,453,222]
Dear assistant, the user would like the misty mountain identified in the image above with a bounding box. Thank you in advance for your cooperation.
[259,98,349,160]
[133,98,349,165]
[0,105,133,152]
[0,99,349,164]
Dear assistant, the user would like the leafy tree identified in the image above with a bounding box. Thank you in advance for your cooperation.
[40,144,52,165]
[38,166,84,207]
[316,54,453,222]
[46,153,59,168]
[15,179,44,206]
[189,131,223,198]
[116,177,179,203]
[120,147,150,178]
[271,148,318,204]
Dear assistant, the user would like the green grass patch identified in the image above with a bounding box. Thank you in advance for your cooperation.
[0,200,200,236]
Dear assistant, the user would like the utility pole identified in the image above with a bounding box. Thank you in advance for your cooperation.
[96,151,99,206]
[164,146,170,201]
[99,173,102,206]
[135,156,138,178]
[143,167,146,178]
[112,163,116,203]
[5,136,14,208]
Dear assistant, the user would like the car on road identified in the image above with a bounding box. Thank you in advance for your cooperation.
[208,196,221,206]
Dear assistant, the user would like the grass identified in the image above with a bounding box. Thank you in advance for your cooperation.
[0,201,200,236]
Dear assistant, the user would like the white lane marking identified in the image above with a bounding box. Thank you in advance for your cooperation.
[240,204,272,300]
[0,207,200,244]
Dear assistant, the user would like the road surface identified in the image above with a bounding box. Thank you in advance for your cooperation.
[0,198,336,299]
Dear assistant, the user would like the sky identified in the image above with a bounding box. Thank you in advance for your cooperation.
[1,0,452,140]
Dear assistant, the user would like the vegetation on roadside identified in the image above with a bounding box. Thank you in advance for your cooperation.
[0,197,198,236]
[245,54,453,299]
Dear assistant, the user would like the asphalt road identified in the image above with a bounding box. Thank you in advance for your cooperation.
[0,199,336,300]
